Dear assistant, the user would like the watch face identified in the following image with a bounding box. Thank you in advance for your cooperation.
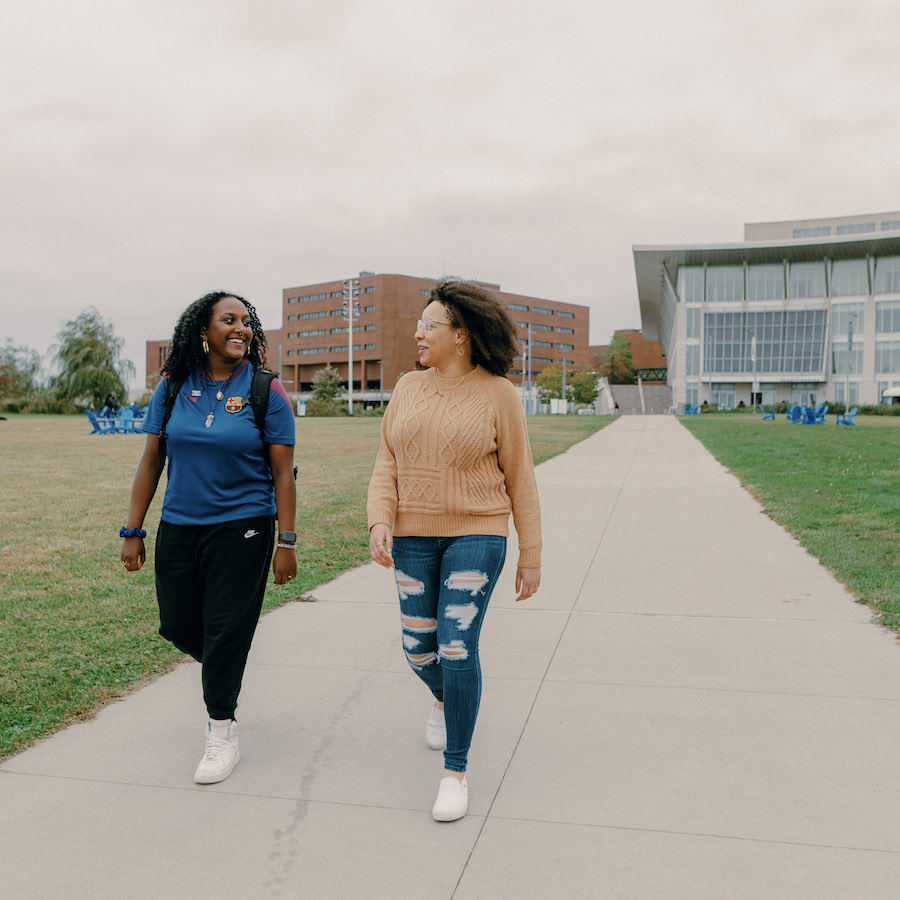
[279,532,297,542]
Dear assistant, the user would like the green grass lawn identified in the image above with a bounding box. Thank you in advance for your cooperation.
[0,412,613,759]
[682,414,900,622]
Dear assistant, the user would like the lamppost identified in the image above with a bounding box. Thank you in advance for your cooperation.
[342,278,360,414]
[561,353,567,414]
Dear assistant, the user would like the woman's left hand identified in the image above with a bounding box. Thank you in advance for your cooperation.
[273,546,297,586]
[515,567,541,602]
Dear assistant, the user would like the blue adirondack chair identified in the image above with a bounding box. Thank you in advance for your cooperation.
[683,404,699,415]
[836,406,858,426]
[787,405,802,424]
[86,410,116,435]
[760,408,776,420]
[115,407,139,434]
[813,403,828,425]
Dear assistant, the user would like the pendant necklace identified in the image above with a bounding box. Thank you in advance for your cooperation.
[202,365,240,428]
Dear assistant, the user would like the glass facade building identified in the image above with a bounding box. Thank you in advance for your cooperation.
[633,212,900,408]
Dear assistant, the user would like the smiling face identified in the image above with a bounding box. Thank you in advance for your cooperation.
[202,296,253,370]
[415,301,461,370]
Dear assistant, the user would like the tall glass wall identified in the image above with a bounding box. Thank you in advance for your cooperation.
[829,259,869,297]
[746,264,784,300]
[703,310,827,374]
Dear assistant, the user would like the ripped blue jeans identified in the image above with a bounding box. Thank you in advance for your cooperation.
[392,534,507,772]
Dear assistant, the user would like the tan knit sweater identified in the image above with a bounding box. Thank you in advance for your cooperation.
[367,366,542,568]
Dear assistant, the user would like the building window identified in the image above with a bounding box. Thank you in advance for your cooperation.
[365,324,375,331]
[287,297,297,304]
[791,385,818,407]
[420,289,430,296]
[507,303,528,311]
[686,306,701,338]
[287,350,296,356]
[706,266,743,302]
[364,305,375,312]
[330,309,343,316]
[710,383,736,409]
[832,303,864,337]
[836,222,876,235]
[760,383,777,406]
[531,307,552,315]
[297,310,328,320]
[704,309,827,374]
[297,329,327,338]
[881,220,900,231]
[330,291,343,298]
[531,323,553,332]
[556,327,574,334]
[834,382,859,406]
[531,340,551,348]
[365,343,374,350]
[531,356,552,363]
[297,347,328,355]
[685,344,700,376]
[365,286,375,293]
[685,383,699,406]
[876,300,900,332]
[875,340,900,374]
[793,226,830,238]
[287,332,296,339]
[288,315,297,321]
[555,343,574,351]
[747,263,785,301]
[677,266,705,303]
[829,259,868,297]
[874,256,900,294]
[555,310,574,318]
[788,261,826,299]
[330,345,361,352]
[832,341,863,375]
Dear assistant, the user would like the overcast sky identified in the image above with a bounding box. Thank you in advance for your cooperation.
[3,0,899,389]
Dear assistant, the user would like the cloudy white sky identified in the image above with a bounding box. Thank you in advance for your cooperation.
[3,0,899,388]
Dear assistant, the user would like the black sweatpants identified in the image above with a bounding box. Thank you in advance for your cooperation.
[154,515,275,720]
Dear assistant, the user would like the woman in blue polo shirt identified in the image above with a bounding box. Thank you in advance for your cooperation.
[121,291,296,784]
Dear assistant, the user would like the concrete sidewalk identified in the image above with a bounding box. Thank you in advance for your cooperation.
[4,416,900,898]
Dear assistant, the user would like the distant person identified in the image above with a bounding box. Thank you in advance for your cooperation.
[101,393,118,417]
[367,277,542,822]
[121,290,297,784]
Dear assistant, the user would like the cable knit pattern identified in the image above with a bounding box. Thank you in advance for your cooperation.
[367,366,542,568]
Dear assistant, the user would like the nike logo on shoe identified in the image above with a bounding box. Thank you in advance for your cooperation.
[243,530,259,539]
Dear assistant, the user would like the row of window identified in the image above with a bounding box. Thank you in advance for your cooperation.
[792,220,900,238]
[678,257,900,302]
[287,286,376,304]
[524,340,574,350]
[285,344,377,356]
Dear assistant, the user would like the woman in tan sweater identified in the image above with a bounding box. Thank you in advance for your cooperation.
[368,278,542,822]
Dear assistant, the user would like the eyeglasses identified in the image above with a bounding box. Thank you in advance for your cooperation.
[417,317,453,333]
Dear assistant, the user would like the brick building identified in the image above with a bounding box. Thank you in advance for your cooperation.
[278,273,590,402]
[589,330,667,383]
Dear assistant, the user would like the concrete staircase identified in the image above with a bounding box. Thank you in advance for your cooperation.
[608,383,673,415]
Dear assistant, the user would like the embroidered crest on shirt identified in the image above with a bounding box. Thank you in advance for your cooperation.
[225,396,244,413]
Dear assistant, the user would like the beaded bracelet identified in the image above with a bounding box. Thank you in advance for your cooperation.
[119,527,147,539]
[276,542,296,550]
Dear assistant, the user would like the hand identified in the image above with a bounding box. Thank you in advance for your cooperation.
[273,546,297,585]
[120,537,146,572]
[515,567,540,602]
[369,523,394,568]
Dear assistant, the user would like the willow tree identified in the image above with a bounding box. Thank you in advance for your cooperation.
[51,308,135,409]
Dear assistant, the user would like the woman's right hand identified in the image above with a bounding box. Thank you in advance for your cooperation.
[121,537,146,572]
[369,524,394,568]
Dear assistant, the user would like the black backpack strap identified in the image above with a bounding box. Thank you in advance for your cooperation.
[157,376,184,469]
[249,367,297,481]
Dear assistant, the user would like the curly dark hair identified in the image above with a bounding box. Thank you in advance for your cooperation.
[427,278,519,376]
[162,290,268,381]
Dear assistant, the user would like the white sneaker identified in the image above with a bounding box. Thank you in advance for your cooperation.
[425,703,447,750]
[193,719,240,784]
[432,775,468,821]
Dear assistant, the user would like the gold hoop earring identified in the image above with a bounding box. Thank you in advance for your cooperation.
[202,338,209,355]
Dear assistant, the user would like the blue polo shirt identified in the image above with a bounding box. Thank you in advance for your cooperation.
[142,362,296,526]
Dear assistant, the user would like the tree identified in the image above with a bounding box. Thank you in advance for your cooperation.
[0,340,43,403]
[598,335,636,384]
[570,369,599,405]
[51,308,135,409]
[535,366,572,404]
[306,365,345,416]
